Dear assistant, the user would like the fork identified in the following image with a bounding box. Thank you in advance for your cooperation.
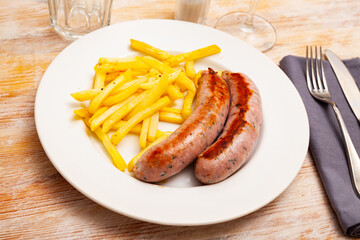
[306,46,360,197]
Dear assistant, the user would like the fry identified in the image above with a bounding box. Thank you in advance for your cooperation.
[174,82,184,93]
[105,71,124,83]
[161,107,182,114]
[89,106,108,124]
[138,56,170,73]
[168,70,181,83]
[139,57,184,86]
[102,90,152,133]
[166,84,184,100]
[139,117,150,148]
[71,89,101,102]
[101,132,127,170]
[95,60,150,72]
[73,108,91,118]
[165,44,221,66]
[125,70,171,120]
[130,39,173,61]
[138,56,184,84]
[148,111,159,142]
[127,131,172,172]
[83,118,127,170]
[112,79,137,92]
[182,90,196,119]
[111,121,165,139]
[98,56,137,64]
[154,130,165,140]
[185,60,196,79]
[90,94,139,131]
[159,111,184,124]
[103,77,147,106]
[111,96,171,145]
[93,71,106,89]
[88,70,132,114]
[139,78,160,89]
[194,71,202,88]
[176,72,196,92]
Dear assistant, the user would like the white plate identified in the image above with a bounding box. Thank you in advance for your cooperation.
[35,19,309,226]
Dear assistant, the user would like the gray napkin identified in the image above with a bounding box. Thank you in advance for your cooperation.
[279,55,360,237]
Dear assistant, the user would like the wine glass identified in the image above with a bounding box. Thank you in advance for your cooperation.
[215,0,276,52]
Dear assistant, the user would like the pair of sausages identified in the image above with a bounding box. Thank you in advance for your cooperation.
[133,68,262,184]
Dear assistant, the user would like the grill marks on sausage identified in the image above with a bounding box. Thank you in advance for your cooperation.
[200,73,253,159]
[194,71,262,184]
[201,70,230,108]
[145,119,207,169]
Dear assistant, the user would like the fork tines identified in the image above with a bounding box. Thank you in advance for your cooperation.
[306,46,328,93]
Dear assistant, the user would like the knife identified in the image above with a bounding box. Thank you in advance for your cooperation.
[325,49,360,123]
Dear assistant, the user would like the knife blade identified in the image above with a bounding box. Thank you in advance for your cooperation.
[325,49,360,123]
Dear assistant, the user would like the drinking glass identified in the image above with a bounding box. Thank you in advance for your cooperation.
[215,0,276,52]
[175,0,211,24]
[48,0,113,40]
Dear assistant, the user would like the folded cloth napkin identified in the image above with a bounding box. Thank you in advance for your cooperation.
[280,55,360,237]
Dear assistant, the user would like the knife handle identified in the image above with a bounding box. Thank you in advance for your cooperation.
[332,103,360,197]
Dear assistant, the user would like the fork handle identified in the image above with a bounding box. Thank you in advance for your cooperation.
[332,103,360,197]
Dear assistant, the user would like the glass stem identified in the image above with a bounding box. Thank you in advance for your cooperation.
[241,0,259,32]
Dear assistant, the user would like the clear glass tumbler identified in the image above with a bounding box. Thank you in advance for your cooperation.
[48,0,113,40]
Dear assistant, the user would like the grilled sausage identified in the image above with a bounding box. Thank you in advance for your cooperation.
[133,68,230,182]
[195,71,262,184]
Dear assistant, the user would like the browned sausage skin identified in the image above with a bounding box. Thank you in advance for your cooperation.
[195,71,262,184]
[133,68,230,182]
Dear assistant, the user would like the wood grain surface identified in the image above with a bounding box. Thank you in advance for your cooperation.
[1,0,360,239]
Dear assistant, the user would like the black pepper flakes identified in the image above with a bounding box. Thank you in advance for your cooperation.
[228,158,237,165]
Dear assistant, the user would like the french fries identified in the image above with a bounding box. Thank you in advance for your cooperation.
[90,94,139,131]
[124,70,171,120]
[88,70,132,114]
[71,39,221,171]
[102,78,146,106]
[111,96,171,145]
[102,90,152,133]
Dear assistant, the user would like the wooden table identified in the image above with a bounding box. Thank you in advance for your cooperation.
[1,0,360,239]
